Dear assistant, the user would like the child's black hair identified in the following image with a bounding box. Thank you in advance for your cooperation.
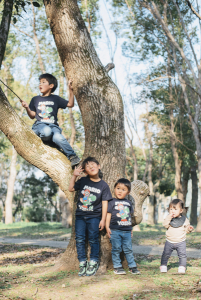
[168,199,188,212]
[114,178,131,192]
[82,156,103,179]
[39,73,58,93]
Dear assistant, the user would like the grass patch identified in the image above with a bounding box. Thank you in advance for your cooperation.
[132,223,201,249]
[0,222,71,239]
[0,244,201,299]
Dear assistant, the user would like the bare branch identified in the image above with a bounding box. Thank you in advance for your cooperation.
[104,63,115,73]
[185,0,201,20]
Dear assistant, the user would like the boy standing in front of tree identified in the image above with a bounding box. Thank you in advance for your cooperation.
[106,178,140,275]
[21,73,80,168]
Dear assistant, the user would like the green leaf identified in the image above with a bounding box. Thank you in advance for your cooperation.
[13,17,17,24]
[32,2,40,7]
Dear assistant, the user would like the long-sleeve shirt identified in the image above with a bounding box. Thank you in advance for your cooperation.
[163,214,190,243]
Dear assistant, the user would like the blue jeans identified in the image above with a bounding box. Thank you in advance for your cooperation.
[75,216,100,262]
[32,121,76,159]
[110,229,136,268]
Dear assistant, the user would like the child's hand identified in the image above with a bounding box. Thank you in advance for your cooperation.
[73,165,83,177]
[99,219,105,231]
[106,228,111,238]
[21,100,29,108]
[188,225,194,232]
[68,79,73,91]
[131,231,133,238]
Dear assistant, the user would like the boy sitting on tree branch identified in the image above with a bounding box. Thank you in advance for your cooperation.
[21,73,80,168]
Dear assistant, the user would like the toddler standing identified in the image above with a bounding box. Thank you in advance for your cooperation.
[160,199,193,274]
[106,178,140,275]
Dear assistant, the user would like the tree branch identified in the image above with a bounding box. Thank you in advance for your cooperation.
[104,63,115,73]
[185,0,201,20]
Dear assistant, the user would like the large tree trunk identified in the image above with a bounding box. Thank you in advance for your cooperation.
[5,147,17,224]
[190,166,198,226]
[0,0,13,68]
[44,0,125,273]
[59,188,72,228]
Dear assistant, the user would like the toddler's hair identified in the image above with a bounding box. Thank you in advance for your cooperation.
[114,178,131,192]
[168,199,188,212]
[39,73,58,93]
[82,156,103,179]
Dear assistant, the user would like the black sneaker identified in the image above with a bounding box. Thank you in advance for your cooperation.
[113,267,126,275]
[86,260,99,276]
[129,267,140,275]
[69,155,81,168]
[78,261,87,276]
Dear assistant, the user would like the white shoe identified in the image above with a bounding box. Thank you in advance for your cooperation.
[160,265,167,273]
[178,266,186,274]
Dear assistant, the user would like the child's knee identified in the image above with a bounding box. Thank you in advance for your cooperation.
[52,132,65,143]
[40,126,52,140]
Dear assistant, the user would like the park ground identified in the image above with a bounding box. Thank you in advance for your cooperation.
[0,223,201,300]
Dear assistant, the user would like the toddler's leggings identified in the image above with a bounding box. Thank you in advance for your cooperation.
[161,240,187,267]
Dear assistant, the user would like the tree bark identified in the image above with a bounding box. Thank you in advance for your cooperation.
[5,147,17,224]
[43,0,125,272]
[59,188,72,228]
[190,166,198,226]
[0,0,13,68]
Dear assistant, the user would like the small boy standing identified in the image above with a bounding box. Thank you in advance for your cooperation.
[106,178,140,275]
[68,156,112,276]
[21,73,80,168]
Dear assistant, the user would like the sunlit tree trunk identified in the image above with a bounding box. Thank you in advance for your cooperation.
[43,0,125,272]
[5,147,17,224]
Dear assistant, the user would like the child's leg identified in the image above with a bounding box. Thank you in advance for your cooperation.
[161,241,174,266]
[86,217,100,262]
[122,231,137,268]
[175,241,187,268]
[51,126,77,159]
[110,230,123,268]
[32,122,52,141]
[75,216,87,262]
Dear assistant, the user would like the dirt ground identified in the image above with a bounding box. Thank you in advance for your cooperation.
[1,244,201,300]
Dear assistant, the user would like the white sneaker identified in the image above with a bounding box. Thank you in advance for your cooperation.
[160,265,167,273]
[178,266,186,274]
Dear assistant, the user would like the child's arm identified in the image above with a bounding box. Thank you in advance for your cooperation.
[106,213,112,238]
[99,201,108,231]
[21,101,36,119]
[185,219,194,233]
[163,213,173,229]
[67,80,74,108]
[68,166,83,192]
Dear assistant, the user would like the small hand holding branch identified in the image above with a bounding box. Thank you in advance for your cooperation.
[21,100,29,108]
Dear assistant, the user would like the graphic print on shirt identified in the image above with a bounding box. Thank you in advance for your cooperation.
[38,101,54,123]
[79,185,99,211]
[116,202,131,226]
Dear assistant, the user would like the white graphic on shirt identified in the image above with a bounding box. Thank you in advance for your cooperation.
[37,101,54,123]
[115,202,132,226]
[79,188,97,211]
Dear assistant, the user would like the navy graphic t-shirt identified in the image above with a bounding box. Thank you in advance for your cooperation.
[74,177,112,218]
[29,95,68,125]
[108,198,134,231]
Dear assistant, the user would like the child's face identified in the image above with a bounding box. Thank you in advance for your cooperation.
[84,161,100,177]
[114,183,129,200]
[169,203,183,218]
[39,78,54,95]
